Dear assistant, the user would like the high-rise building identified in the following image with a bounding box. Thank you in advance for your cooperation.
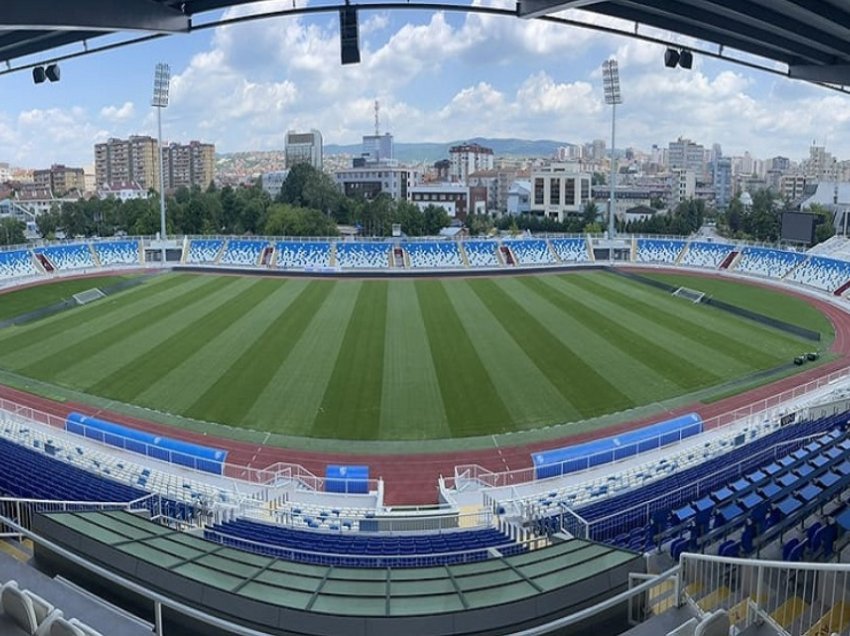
[33,164,86,196]
[361,133,393,164]
[94,136,159,191]
[449,143,494,184]
[285,130,323,170]
[162,141,216,191]
[668,137,706,178]
[712,157,733,208]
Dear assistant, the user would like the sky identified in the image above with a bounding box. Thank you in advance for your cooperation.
[2,0,850,168]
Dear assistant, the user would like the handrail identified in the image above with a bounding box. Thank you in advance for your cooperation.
[510,564,681,635]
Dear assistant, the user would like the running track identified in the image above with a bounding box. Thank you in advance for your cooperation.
[2,268,849,505]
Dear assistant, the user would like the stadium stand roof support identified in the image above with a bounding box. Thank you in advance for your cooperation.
[516,0,850,86]
[1,1,189,33]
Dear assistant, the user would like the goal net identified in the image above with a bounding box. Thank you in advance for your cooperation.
[72,288,106,306]
[672,286,706,304]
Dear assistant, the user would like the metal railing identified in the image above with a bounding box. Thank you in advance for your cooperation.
[0,494,158,538]
[458,364,850,495]
[0,398,381,496]
[679,551,850,636]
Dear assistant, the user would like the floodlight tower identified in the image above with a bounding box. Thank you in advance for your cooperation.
[152,63,171,264]
[602,58,622,249]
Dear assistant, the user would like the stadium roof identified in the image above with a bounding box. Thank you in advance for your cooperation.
[3,0,850,87]
[517,0,850,85]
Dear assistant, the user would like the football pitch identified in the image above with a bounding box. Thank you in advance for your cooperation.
[0,270,833,441]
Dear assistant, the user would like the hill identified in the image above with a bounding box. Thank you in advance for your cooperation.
[323,137,572,163]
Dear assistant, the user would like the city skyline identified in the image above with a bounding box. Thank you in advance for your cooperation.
[0,1,849,168]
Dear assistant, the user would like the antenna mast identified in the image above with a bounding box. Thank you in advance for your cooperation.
[374,99,380,136]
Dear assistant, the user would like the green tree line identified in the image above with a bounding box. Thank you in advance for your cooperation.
[34,164,456,240]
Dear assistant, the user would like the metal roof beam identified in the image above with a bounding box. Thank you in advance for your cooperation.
[612,0,835,64]
[0,0,189,33]
[516,0,606,20]
[693,0,850,60]
[586,1,821,65]
[789,64,850,85]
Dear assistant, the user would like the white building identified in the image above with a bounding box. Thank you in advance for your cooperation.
[449,143,494,184]
[97,181,148,202]
[408,183,486,218]
[670,169,696,206]
[507,180,531,216]
[335,164,419,201]
[285,130,323,170]
[668,137,706,179]
[261,170,291,200]
[529,163,592,222]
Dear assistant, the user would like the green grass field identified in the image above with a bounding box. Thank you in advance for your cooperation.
[0,271,832,440]
[0,275,138,322]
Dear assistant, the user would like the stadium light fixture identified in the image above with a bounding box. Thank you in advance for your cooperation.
[602,58,622,248]
[152,62,170,264]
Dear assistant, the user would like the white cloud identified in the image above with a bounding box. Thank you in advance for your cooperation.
[100,101,135,122]
[1,2,849,166]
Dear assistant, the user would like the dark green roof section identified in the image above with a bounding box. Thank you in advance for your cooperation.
[41,510,639,617]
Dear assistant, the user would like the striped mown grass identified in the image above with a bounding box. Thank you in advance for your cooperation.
[0,271,830,440]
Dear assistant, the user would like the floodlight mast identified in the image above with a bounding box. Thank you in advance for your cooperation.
[152,63,170,265]
[602,59,622,258]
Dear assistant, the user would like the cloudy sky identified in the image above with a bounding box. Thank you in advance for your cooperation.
[2,0,849,167]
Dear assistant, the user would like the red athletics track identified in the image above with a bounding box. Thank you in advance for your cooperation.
[1,267,850,505]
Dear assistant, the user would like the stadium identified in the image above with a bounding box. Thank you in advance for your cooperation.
[3,3,850,636]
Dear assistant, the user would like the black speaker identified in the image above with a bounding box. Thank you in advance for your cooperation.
[32,66,46,84]
[45,64,60,82]
[339,5,360,65]
[678,50,693,69]
[663,48,679,68]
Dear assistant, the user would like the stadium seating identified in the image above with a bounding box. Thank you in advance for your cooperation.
[91,240,140,267]
[734,247,807,278]
[549,238,589,262]
[33,245,94,272]
[635,239,686,264]
[205,518,521,567]
[403,242,463,268]
[219,239,267,266]
[503,239,555,265]
[679,242,734,269]
[0,416,234,509]
[335,242,389,269]
[275,241,331,269]
[0,249,36,280]
[536,413,844,548]
[463,240,501,267]
[787,255,850,292]
[186,239,224,264]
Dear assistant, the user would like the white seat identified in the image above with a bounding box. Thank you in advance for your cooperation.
[49,617,104,636]
[1,581,61,636]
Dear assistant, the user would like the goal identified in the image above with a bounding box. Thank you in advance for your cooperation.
[672,286,706,304]
[72,288,106,306]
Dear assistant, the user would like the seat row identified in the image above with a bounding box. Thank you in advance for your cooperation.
[1,580,102,636]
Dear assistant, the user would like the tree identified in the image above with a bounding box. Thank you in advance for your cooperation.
[809,203,835,245]
[0,218,25,246]
[466,213,494,236]
[264,204,338,236]
[581,201,600,227]
[36,207,61,238]
[592,172,606,186]
[422,204,450,236]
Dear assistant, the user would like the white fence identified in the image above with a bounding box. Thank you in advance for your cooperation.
[679,551,850,635]
[458,364,850,497]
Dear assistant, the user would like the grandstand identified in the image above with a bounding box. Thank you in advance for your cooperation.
[634,239,687,264]
[275,240,331,269]
[218,239,268,267]
[734,246,807,279]
[403,241,464,268]
[335,241,389,268]
[678,241,734,269]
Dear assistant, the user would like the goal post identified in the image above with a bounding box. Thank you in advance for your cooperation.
[672,286,706,304]
[72,288,107,306]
